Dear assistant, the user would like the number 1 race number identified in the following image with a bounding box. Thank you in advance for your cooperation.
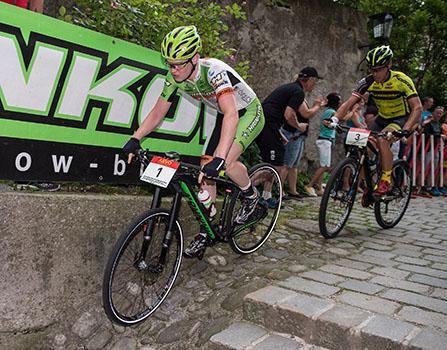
[140,156,180,188]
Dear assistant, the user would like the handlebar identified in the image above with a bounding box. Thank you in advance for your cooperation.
[334,123,411,140]
[135,149,224,180]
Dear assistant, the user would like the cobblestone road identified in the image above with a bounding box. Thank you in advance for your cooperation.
[46,196,447,349]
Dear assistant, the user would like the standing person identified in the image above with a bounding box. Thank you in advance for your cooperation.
[421,96,434,127]
[424,106,445,196]
[331,45,422,203]
[305,93,341,196]
[122,26,265,259]
[256,67,325,189]
[0,0,43,12]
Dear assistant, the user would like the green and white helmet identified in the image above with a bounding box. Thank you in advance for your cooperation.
[161,25,202,61]
[366,45,393,68]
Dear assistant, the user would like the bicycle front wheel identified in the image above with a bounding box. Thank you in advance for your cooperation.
[102,208,183,326]
[319,157,359,239]
[374,160,412,229]
[227,163,282,254]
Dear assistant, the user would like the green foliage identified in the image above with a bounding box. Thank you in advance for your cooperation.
[334,0,447,105]
[59,0,248,75]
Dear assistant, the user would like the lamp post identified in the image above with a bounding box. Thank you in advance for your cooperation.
[371,12,394,44]
[358,12,394,49]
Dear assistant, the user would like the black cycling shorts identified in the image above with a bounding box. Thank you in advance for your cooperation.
[255,124,285,166]
[370,116,407,132]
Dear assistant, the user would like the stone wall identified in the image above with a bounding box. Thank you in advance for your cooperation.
[226,0,368,172]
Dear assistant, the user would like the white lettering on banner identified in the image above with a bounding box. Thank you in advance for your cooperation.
[52,155,73,173]
[15,152,32,171]
[0,36,66,112]
[56,54,100,119]
[91,67,144,125]
[0,30,212,142]
[113,154,126,176]
[140,77,206,135]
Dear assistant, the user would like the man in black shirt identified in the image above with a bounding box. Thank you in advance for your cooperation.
[256,67,325,183]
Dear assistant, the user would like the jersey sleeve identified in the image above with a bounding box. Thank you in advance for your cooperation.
[208,69,235,98]
[352,75,374,99]
[396,73,418,99]
[159,74,178,102]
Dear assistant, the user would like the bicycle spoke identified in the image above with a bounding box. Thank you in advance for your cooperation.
[374,160,412,228]
[229,164,282,254]
[103,210,183,326]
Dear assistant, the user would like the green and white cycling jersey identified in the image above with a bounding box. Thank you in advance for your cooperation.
[160,58,264,154]
[160,58,257,113]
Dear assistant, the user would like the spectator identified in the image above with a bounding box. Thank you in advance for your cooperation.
[256,67,325,194]
[305,93,341,196]
[421,96,434,129]
[0,0,44,12]
[280,101,310,200]
[424,106,445,196]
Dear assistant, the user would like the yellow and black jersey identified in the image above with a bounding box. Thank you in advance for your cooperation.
[352,70,418,120]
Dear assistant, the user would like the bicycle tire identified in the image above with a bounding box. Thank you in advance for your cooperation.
[374,160,412,229]
[102,208,183,326]
[227,163,282,254]
[319,157,359,239]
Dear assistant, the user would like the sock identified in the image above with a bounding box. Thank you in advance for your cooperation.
[262,191,272,200]
[381,170,392,183]
[240,181,256,198]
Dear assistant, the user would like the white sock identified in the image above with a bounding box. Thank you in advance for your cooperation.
[262,191,272,200]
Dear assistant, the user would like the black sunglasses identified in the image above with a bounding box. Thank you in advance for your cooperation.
[166,59,191,70]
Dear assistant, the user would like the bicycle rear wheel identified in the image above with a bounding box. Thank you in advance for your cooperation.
[102,208,183,326]
[319,157,359,239]
[227,163,282,254]
[374,160,412,229]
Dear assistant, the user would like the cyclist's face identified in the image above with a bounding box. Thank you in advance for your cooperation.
[371,66,389,83]
[166,59,192,81]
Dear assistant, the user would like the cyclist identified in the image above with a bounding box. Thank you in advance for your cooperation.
[122,26,265,258]
[331,45,422,200]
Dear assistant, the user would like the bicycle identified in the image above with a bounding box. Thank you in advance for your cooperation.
[102,150,282,326]
[319,124,412,239]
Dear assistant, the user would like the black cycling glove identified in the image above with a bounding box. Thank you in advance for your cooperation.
[122,137,141,158]
[202,157,225,178]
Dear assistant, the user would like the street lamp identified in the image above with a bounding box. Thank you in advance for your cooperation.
[370,12,394,43]
[357,12,394,70]
[358,12,394,49]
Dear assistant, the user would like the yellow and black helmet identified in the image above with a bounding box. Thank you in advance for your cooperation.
[161,25,202,61]
[366,45,393,68]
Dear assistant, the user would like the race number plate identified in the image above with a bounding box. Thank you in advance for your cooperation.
[140,156,180,188]
[345,128,371,147]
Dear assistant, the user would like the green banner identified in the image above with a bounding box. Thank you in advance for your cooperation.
[0,3,214,183]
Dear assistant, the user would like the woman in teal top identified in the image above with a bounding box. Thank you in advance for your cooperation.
[305,93,341,196]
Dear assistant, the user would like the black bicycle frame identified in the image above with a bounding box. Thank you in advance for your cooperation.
[346,140,379,200]
[136,172,239,267]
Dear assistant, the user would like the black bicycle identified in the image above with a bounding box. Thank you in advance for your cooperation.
[319,125,412,239]
[102,150,282,326]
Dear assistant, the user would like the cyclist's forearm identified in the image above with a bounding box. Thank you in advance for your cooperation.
[334,95,359,121]
[133,99,171,140]
[404,106,422,131]
[214,111,238,159]
[133,114,162,140]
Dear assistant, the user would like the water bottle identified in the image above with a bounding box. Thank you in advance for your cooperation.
[198,190,216,218]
